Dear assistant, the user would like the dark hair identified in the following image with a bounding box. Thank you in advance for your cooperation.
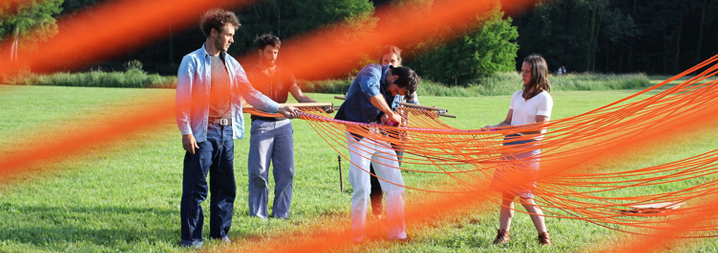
[388,66,419,101]
[378,46,402,65]
[200,9,240,37]
[256,34,281,51]
[522,54,551,99]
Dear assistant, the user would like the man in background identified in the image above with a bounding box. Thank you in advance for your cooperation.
[246,34,321,219]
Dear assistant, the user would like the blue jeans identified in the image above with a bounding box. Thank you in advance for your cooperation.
[180,124,236,246]
[247,119,294,219]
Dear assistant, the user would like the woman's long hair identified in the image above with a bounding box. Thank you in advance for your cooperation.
[378,45,402,65]
[522,54,551,100]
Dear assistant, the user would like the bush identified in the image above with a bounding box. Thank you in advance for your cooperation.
[550,73,651,91]
[301,72,651,97]
[299,79,353,94]
[5,69,177,88]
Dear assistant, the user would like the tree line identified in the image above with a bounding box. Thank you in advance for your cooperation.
[514,0,718,75]
[1,0,716,86]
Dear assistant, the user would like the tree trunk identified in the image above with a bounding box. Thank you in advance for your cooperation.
[663,30,667,74]
[592,12,603,72]
[619,47,623,73]
[11,25,19,61]
[277,0,281,37]
[628,43,633,73]
[168,24,174,64]
[675,17,682,73]
[586,2,598,72]
[696,0,708,62]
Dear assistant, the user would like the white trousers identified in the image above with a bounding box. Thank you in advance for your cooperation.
[347,133,407,241]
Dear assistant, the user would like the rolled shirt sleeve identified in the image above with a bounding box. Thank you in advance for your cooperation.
[175,55,195,136]
[359,65,382,99]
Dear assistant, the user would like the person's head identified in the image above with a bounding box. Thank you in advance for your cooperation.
[200,9,240,52]
[521,54,550,93]
[385,66,419,101]
[378,46,402,67]
[256,34,281,67]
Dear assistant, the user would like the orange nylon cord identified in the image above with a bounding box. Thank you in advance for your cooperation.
[3,0,718,251]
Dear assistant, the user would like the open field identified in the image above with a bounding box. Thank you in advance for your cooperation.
[1,85,717,252]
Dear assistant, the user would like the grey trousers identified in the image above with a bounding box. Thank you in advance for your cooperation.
[247,119,294,219]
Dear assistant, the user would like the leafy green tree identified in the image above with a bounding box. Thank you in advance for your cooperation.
[233,0,376,55]
[0,0,63,61]
[405,3,519,86]
[227,0,377,79]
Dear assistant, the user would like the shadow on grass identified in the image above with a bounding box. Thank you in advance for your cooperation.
[0,205,177,248]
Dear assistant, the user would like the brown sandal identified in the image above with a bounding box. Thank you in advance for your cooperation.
[538,231,551,246]
[493,229,510,244]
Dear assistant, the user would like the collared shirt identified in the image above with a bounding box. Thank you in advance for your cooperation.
[335,64,395,123]
[175,44,280,142]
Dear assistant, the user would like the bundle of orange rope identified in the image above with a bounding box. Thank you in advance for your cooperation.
[244,53,718,238]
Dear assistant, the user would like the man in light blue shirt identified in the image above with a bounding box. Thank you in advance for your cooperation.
[175,9,299,248]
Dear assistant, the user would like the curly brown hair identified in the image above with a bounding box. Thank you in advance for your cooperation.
[200,9,240,37]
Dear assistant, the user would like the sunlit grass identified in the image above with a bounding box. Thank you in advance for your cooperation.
[0,86,716,252]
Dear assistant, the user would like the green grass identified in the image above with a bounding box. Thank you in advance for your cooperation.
[0,85,717,252]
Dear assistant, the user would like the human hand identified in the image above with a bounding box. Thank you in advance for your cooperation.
[323,106,335,114]
[382,112,402,126]
[278,105,302,119]
[182,134,200,155]
[482,125,496,131]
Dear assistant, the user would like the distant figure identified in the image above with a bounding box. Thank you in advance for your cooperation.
[557,67,563,77]
[484,54,553,246]
[561,65,566,75]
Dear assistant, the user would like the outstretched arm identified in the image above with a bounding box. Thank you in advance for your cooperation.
[289,83,316,103]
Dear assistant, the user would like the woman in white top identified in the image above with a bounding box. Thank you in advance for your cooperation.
[485,54,553,246]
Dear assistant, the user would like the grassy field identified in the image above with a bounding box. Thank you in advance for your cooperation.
[0,85,717,252]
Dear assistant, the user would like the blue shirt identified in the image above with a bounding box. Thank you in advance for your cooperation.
[336,64,396,123]
[176,44,280,142]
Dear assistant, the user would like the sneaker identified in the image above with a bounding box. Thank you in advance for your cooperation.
[392,236,411,244]
[180,239,203,249]
[220,236,231,244]
[493,229,510,245]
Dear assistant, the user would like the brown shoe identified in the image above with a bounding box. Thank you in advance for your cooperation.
[538,231,551,246]
[493,229,510,244]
